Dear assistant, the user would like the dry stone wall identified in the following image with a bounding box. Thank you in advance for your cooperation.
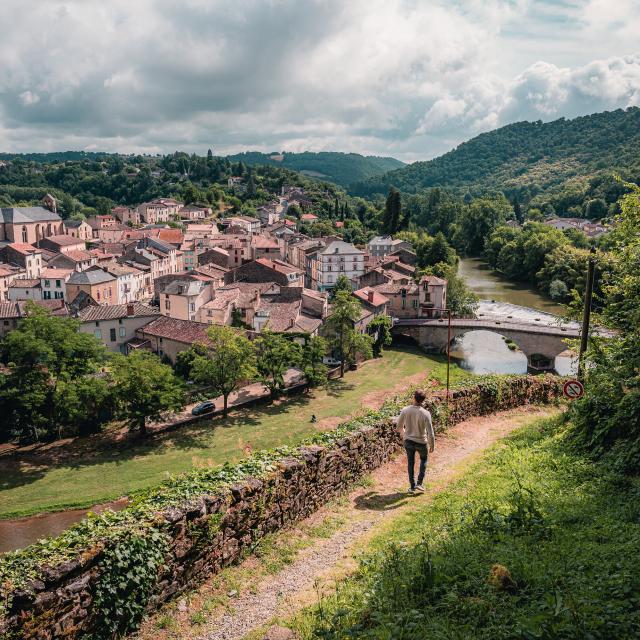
[0,375,563,639]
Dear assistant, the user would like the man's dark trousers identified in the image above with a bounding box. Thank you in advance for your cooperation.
[404,439,428,489]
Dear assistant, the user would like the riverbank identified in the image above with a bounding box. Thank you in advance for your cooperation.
[0,348,467,551]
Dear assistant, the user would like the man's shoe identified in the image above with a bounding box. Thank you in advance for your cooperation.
[408,487,415,494]
[415,484,425,493]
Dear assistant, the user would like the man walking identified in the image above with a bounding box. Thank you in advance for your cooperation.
[397,389,435,494]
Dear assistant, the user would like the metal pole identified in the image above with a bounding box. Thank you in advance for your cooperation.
[446,309,451,406]
[578,247,596,381]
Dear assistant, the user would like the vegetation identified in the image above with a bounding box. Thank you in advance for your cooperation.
[254,331,302,398]
[190,325,256,417]
[0,348,449,518]
[291,416,640,639]
[569,184,640,472]
[111,351,185,436]
[350,107,640,217]
[325,290,373,377]
[225,151,404,187]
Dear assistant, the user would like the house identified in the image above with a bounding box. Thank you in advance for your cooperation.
[179,204,212,220]
[367,236,413,258]
[136,199,183,224]
[0,264,23,301]
[369,282,421,319]
[39,234,86,255]
[226,258,303,287]
[159,278,215,322]
[77,302,159,353]
[227,177,246,194]
[63,219,93,240]
[105,263,145,303]
[312,240,365,292]
[0,207,64,244]
[419,275,447,317]
[0,244,43,278]
[227,216,260,235]
[112,206,141,226]
[40,268,72,301]
[66,267,117,305]
[252,286,327,335]
[300,213,318,224]
[353,287,390,317]
[49,250,98,272]
[86,214,118,230]
[0,299,67,337]
[120,237,183,283]
[250,235,281,260]
[7,278,42,301]
[133,316,212,363]
[388,247,417,266]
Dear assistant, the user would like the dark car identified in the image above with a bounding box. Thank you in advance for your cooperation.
[191,400,216,416]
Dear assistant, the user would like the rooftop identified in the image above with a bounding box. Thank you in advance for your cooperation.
[67,269,116,285]
[137,316,210,345]
[78,302,159,322]
[0,206,61,224]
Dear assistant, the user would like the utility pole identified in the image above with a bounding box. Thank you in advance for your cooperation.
[578,247,596,381]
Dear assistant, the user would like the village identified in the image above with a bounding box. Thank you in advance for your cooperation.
[0,184,449,363]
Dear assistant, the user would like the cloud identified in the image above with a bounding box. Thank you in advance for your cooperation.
[0,0,638,161]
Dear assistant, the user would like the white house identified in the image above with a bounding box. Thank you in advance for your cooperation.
[312,240,365,292]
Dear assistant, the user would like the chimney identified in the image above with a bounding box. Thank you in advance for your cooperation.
[367,289,374,303]
[126,303,135,317]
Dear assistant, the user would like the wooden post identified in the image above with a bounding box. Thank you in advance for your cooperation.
[578,247,596,381]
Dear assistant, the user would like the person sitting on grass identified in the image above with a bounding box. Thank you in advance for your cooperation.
[396,389,435,494]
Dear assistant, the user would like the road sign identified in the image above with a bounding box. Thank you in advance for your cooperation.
[563,379,584,400]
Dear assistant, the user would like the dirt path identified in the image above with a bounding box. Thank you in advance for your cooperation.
[138,405,560,640]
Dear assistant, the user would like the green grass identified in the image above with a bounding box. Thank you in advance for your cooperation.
[0,348,466,519]
[290,417,640,639]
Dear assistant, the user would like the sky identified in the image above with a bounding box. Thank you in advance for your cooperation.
[0,0,639,162]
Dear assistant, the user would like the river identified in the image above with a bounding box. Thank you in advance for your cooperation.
[454,258,577,376]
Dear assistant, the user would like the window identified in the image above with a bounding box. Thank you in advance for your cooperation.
[44,279,50,287]
[43,291,51,300]
[165,300,171,310]
[118,318,123,325]
[97,291,101,301]
[413,299,418,309]
[55,291,63,299]
[189,302,195,312]
[94,328,102,339]
[21,226,27,242]
[55,280,61,288]
[119,327,126,337]
[110,328,116,342]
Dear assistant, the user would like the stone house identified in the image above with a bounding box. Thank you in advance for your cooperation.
[370,282,421,319]
[367,236,413,258]
[0,243,43,278]
[0,264,23,301]
[63,219,93,240]
[133,316,212,363]
[40,268,72,301]
[39,234,86,254]
[66,267,117,305]
[8,278,42,301]
[419,275,447,317]
[112,206,141,226]
[77,302,159,353]
[49,250,98,272]
[226,258,303,287]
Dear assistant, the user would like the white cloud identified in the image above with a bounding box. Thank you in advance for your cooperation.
[0,0,638,160]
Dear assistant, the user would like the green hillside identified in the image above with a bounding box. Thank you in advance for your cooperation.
[350,108,640,211]
[225,151,404,187]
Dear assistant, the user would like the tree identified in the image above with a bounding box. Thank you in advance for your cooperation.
[190,325,256,417]
[0,304,110,442]
[423,232,457,267]
[173,343,208,380]
[302,335,328,388]
[254,331,302,398]
[332,274,353,297]
[548,279,568,301]
[367,315,393,357]
[512,196,524,223]
[382,188,401,234]
[111,351,184,436]
[326,291,373,377]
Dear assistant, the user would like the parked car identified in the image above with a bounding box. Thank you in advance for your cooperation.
[323,357,342,367]
[191,400,216,416]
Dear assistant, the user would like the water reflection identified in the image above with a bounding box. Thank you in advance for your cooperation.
[450,331,527,374]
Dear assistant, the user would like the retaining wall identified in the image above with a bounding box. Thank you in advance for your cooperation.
[0,375,563,639]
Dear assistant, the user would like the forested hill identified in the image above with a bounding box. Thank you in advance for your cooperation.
[225,151,404,187]
[350,108,640,206]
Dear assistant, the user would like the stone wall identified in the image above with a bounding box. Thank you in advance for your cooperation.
[0,375,563,639]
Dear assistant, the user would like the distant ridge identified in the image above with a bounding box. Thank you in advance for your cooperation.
[225,151,405,187]
[349,107,640,202]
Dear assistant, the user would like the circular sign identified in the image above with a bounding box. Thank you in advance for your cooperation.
[563,379,584,400]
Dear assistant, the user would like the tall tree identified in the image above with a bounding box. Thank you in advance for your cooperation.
[302,335,329,388]
[367,315,393,357]
[111,351,184,436]
[326,290,372,377]
[190,325,256,417]
[254,331,302,398]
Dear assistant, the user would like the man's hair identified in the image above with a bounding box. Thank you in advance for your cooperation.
[414,389,426,404]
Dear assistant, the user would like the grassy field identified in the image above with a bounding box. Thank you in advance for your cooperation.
[289,416,640,639]
[0,347,468,519]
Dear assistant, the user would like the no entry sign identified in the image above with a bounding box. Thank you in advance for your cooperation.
[563,379,584,400]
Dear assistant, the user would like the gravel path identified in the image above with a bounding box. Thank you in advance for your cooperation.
[140,406,560,640]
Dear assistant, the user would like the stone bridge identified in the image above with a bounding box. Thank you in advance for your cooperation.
[393,317,610,370]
